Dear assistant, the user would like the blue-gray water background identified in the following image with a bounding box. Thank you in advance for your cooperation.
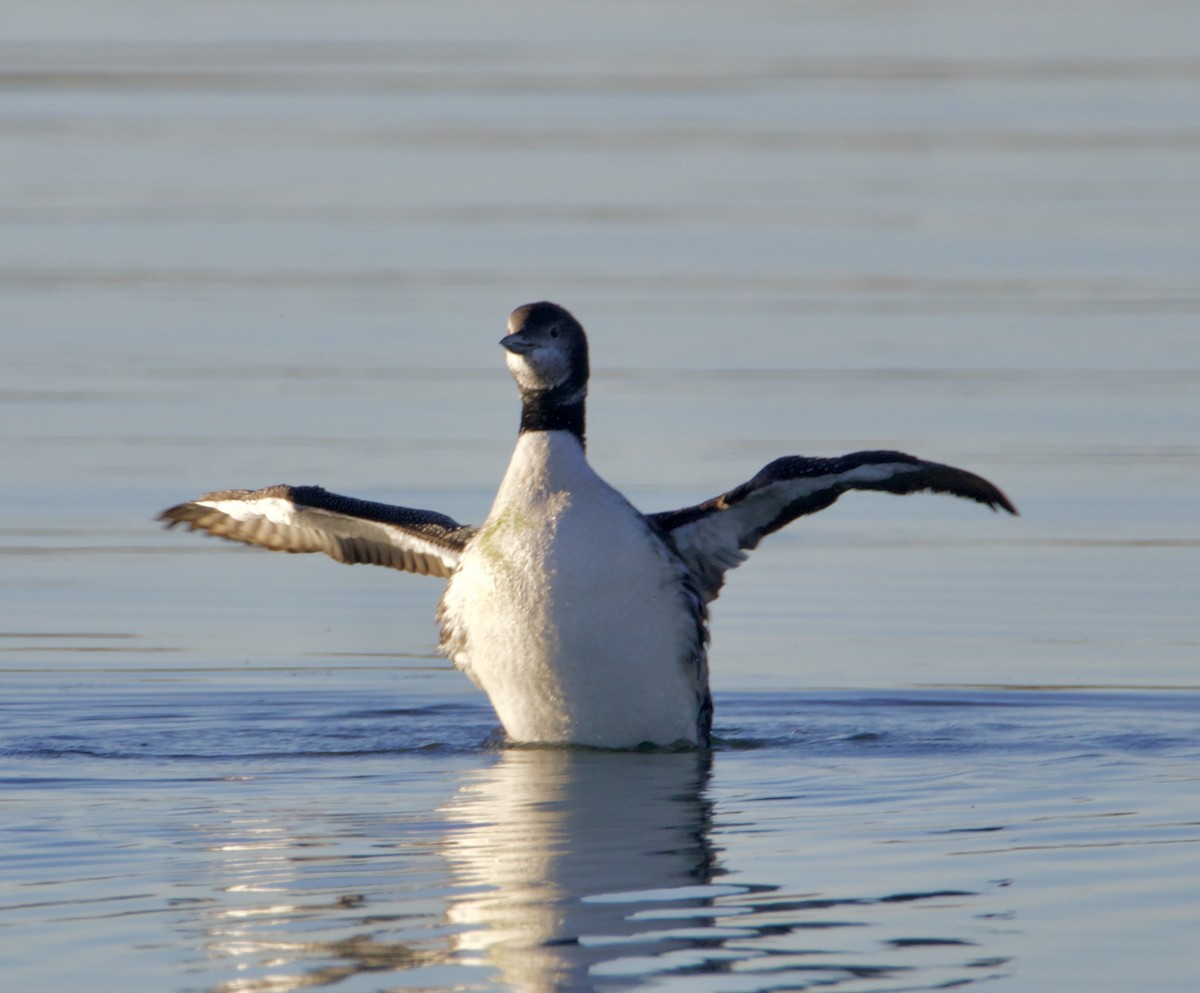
[2,2,1198,991]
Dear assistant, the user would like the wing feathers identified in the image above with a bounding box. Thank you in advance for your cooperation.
[157,484,475,578]
[651,451,1016,600]
[160,454,1013,592]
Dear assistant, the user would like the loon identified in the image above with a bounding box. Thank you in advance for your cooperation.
[159,301,1017,748]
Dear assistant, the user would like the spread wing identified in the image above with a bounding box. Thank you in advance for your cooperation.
[649,451,1017,601]
[157,484,476,578]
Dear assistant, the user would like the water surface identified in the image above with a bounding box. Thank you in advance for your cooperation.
[2,2,1198,990]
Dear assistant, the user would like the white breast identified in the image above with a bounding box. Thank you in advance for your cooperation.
[438,432,705,747]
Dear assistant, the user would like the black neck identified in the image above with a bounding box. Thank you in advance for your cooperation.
[519,385,586,446]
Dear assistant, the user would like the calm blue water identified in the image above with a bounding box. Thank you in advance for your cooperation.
[3,1,1199,990]
[3,675,1198,992]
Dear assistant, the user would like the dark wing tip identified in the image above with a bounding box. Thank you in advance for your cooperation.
[156,501,212,529]
[919,463,1018,516]
[992,490,1019,516]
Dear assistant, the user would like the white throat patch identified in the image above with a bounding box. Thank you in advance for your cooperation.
[506,345,572,392]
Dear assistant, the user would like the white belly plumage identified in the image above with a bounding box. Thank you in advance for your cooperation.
[437,433,705,748]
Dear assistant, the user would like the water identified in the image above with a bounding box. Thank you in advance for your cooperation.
[4,679,1198,992]
[3,1,1198,990]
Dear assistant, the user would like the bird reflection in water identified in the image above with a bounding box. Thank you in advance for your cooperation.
[192,750,1007,992]
[440,747,719,991]
[193,749,719,993]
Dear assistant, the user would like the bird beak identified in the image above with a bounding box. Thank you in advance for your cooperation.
[500,333,536,355]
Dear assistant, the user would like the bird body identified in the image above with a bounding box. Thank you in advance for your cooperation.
[160,301,1015,748]
[438,431,708,747]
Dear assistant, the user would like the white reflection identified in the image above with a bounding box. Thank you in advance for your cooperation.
[440,748,716,992]
[194,817,305,969]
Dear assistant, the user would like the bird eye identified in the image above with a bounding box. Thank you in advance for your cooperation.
[549,326,559,338]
